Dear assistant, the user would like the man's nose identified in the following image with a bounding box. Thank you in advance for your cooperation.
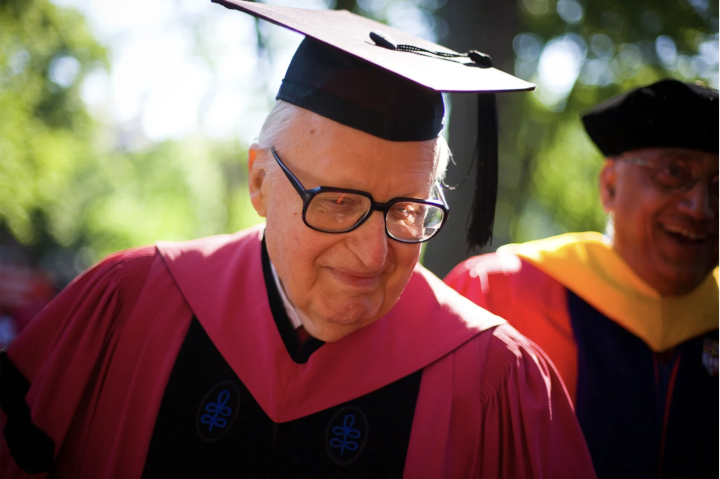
[347,211,388,270]
[679,181,716,219]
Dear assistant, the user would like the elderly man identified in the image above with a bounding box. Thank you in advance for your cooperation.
[0,2,595,478]
[446,79,718,478]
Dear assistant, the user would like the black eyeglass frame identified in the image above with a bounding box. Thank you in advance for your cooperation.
[615,156,719,200]
[270,147,450,243]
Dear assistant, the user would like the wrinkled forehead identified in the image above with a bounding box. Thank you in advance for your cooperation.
[280,109,439,191]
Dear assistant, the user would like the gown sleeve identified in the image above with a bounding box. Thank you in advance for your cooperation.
[475,325,595,478]
[0,247,156,478]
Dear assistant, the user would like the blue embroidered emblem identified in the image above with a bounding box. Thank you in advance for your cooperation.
[201,390,232,431]
[196,381,240,442]
[702,337,719,376]
[329,414,361,455]
[325,407,369,465]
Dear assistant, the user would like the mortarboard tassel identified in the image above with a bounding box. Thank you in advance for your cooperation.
[378,44,498,251]
[466,92,498,250]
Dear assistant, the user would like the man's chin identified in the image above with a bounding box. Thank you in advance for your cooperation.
[306,317,374,342]
[304,298,384,341]
[654,259,714,296]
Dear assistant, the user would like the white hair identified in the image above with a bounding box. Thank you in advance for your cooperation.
[254,100,451,183]
[256,100,302,152]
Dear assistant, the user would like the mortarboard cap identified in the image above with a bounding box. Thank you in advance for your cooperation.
[213,0,534,248]
[582,79,719,157]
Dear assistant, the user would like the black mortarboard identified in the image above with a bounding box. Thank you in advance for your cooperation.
[212,0,534,249]
[582,79,719,157]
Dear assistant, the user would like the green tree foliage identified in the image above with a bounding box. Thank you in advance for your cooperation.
[82,138,259,261]
[507,0,718,242]
[1,0,261,280]
[0,0,107,255]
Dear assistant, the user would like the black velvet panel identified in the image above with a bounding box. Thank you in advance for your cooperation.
[0,349,55,474]
[569,290,719,479]
[142,318,422,478]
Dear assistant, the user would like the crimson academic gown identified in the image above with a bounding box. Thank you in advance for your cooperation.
[445,232,719,478]
[1,225,594,478]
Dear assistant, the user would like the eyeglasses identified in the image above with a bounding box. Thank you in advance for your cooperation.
[617,156,719,202]
[271,147,449,243]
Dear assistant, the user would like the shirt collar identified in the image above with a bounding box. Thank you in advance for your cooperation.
[269,261,304,330]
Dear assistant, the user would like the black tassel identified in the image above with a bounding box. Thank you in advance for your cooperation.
[466,93,498,250]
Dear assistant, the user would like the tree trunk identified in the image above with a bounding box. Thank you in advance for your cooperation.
[423,0,519,278]
[333,0,357,13]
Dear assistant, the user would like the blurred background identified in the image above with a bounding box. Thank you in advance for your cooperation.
[1,0,718,345]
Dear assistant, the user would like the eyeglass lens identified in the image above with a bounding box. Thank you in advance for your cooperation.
[305,191,445,242]
[305,192,371,231]
[649,160,719,201]
[386,201,445,242]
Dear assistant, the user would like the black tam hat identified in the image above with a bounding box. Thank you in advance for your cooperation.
[582,79,719,157]
[213,0,534,249]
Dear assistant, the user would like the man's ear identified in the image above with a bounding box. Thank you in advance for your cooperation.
[599,158,617,214]
[248,144,268,218]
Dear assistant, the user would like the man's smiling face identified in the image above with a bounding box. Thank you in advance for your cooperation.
[248,109,438,342]
[600,147,719,295]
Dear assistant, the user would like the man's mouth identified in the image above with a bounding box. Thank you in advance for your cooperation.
[330,268,382,289]
[660,224,710,244]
